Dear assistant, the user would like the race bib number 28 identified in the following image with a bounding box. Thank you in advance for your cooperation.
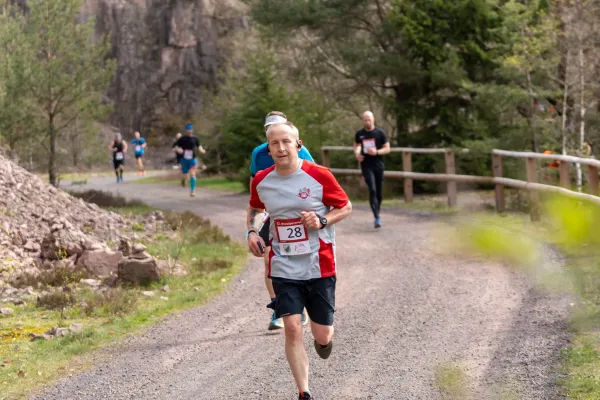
[274,218,310,256]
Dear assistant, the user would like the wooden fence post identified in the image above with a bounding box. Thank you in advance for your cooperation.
[526,157,540,221]
[402,152,413,203]
[492,154,505,213]
[588,165,599,196]
[445,151,457,207]
[559,161,570,188]
[321,148,330,168]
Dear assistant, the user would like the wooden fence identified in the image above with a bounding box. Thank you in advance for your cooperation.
[321,146,600,221]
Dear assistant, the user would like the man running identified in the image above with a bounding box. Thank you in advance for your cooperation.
[353,111,390,228]
[131,131,147,176]
[250,111,315,331]
[172,132,185,186]
[109,132,127,183]
[247,121,352,400]
[173,123,206,197]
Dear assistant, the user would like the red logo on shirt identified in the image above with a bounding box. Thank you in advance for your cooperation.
[298,187,311,200]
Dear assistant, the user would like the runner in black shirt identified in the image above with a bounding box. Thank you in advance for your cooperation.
[173,123,206,197]
[109,132,128,183]
[353,111,390,228]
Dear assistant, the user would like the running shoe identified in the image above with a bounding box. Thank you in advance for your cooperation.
[314,339,333,359]
[299,392,313,399]
[268,311,284,330]
[190,192,196,197]
[374,217,382,228]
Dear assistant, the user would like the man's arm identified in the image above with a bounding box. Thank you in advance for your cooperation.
[246,206,266,257]
[122,141,128,152]
[353,142,364,162]
[196,138,206,154]
[377,142,391,155]
[301,201,352,229]
[301,167,352,229]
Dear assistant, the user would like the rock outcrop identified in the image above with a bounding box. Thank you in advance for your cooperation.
[0,154,169,303]
[80,0,248,133]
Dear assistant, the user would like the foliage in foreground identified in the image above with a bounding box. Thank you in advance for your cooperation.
[457,196,600,398]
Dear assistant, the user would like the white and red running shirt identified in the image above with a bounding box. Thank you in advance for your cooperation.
[249,160,349,280]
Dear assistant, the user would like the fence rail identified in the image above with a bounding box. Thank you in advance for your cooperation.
[321,146,600,221]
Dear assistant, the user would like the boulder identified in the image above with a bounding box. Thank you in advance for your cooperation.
[118,256,160,284]
[132,243,147,254]
[118,238,132,257]
[77,249,123,277]
[41,229,85,260]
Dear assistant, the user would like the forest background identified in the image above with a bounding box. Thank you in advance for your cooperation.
[0,0,596,192]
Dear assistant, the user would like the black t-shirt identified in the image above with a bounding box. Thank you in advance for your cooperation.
[174,135,201,159]
[354,128,388,169]
[112,140,125,161]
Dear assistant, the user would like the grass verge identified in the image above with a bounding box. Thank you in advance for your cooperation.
[0,199,245,399]
[132,173,244,193]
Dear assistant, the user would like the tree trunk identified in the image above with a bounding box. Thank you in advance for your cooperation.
[394,86,409,146]
[576,46,585,191]
[48,115,57,187]
[561,49,570,156]
[526,70,538,152]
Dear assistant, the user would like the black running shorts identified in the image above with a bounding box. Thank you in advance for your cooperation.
[259,216,270,245]
[113,159,124,169]
[271,276,336,326]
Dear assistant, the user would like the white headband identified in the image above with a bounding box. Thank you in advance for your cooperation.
[264,115,287,127]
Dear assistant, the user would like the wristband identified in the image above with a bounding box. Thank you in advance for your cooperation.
[246,229,257,239]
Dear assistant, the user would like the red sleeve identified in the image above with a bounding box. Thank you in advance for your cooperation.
[302,162,349,209]
[249,168,270,209]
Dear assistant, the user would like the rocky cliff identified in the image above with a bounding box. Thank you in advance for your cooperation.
[81,0,248,133]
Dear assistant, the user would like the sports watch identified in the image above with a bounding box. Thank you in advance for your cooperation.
[316,214,328,229]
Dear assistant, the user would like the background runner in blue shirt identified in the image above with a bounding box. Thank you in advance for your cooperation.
[131,131,147,176]
[249,111,314,331]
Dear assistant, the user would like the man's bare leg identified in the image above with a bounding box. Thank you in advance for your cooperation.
[283,314,309,393]
[137,157,145,175]
[311,321,333,346]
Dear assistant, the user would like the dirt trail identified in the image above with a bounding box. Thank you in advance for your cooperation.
[33,176,570,399]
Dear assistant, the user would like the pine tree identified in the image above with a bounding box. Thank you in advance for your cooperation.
[14,0,115,186]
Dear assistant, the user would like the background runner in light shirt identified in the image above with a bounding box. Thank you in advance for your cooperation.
[246,121,352,400]
[250,111,314,331]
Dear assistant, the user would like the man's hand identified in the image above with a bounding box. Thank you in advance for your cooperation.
[355,153,365,163]
[176,147,183,154]
[366,147,377,156]
[112,147,118,152]
[247,232,266,257]
[199,146,207,155]
[300,211,322,230]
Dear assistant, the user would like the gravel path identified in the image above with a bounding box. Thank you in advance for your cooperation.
[32,175,571,399]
